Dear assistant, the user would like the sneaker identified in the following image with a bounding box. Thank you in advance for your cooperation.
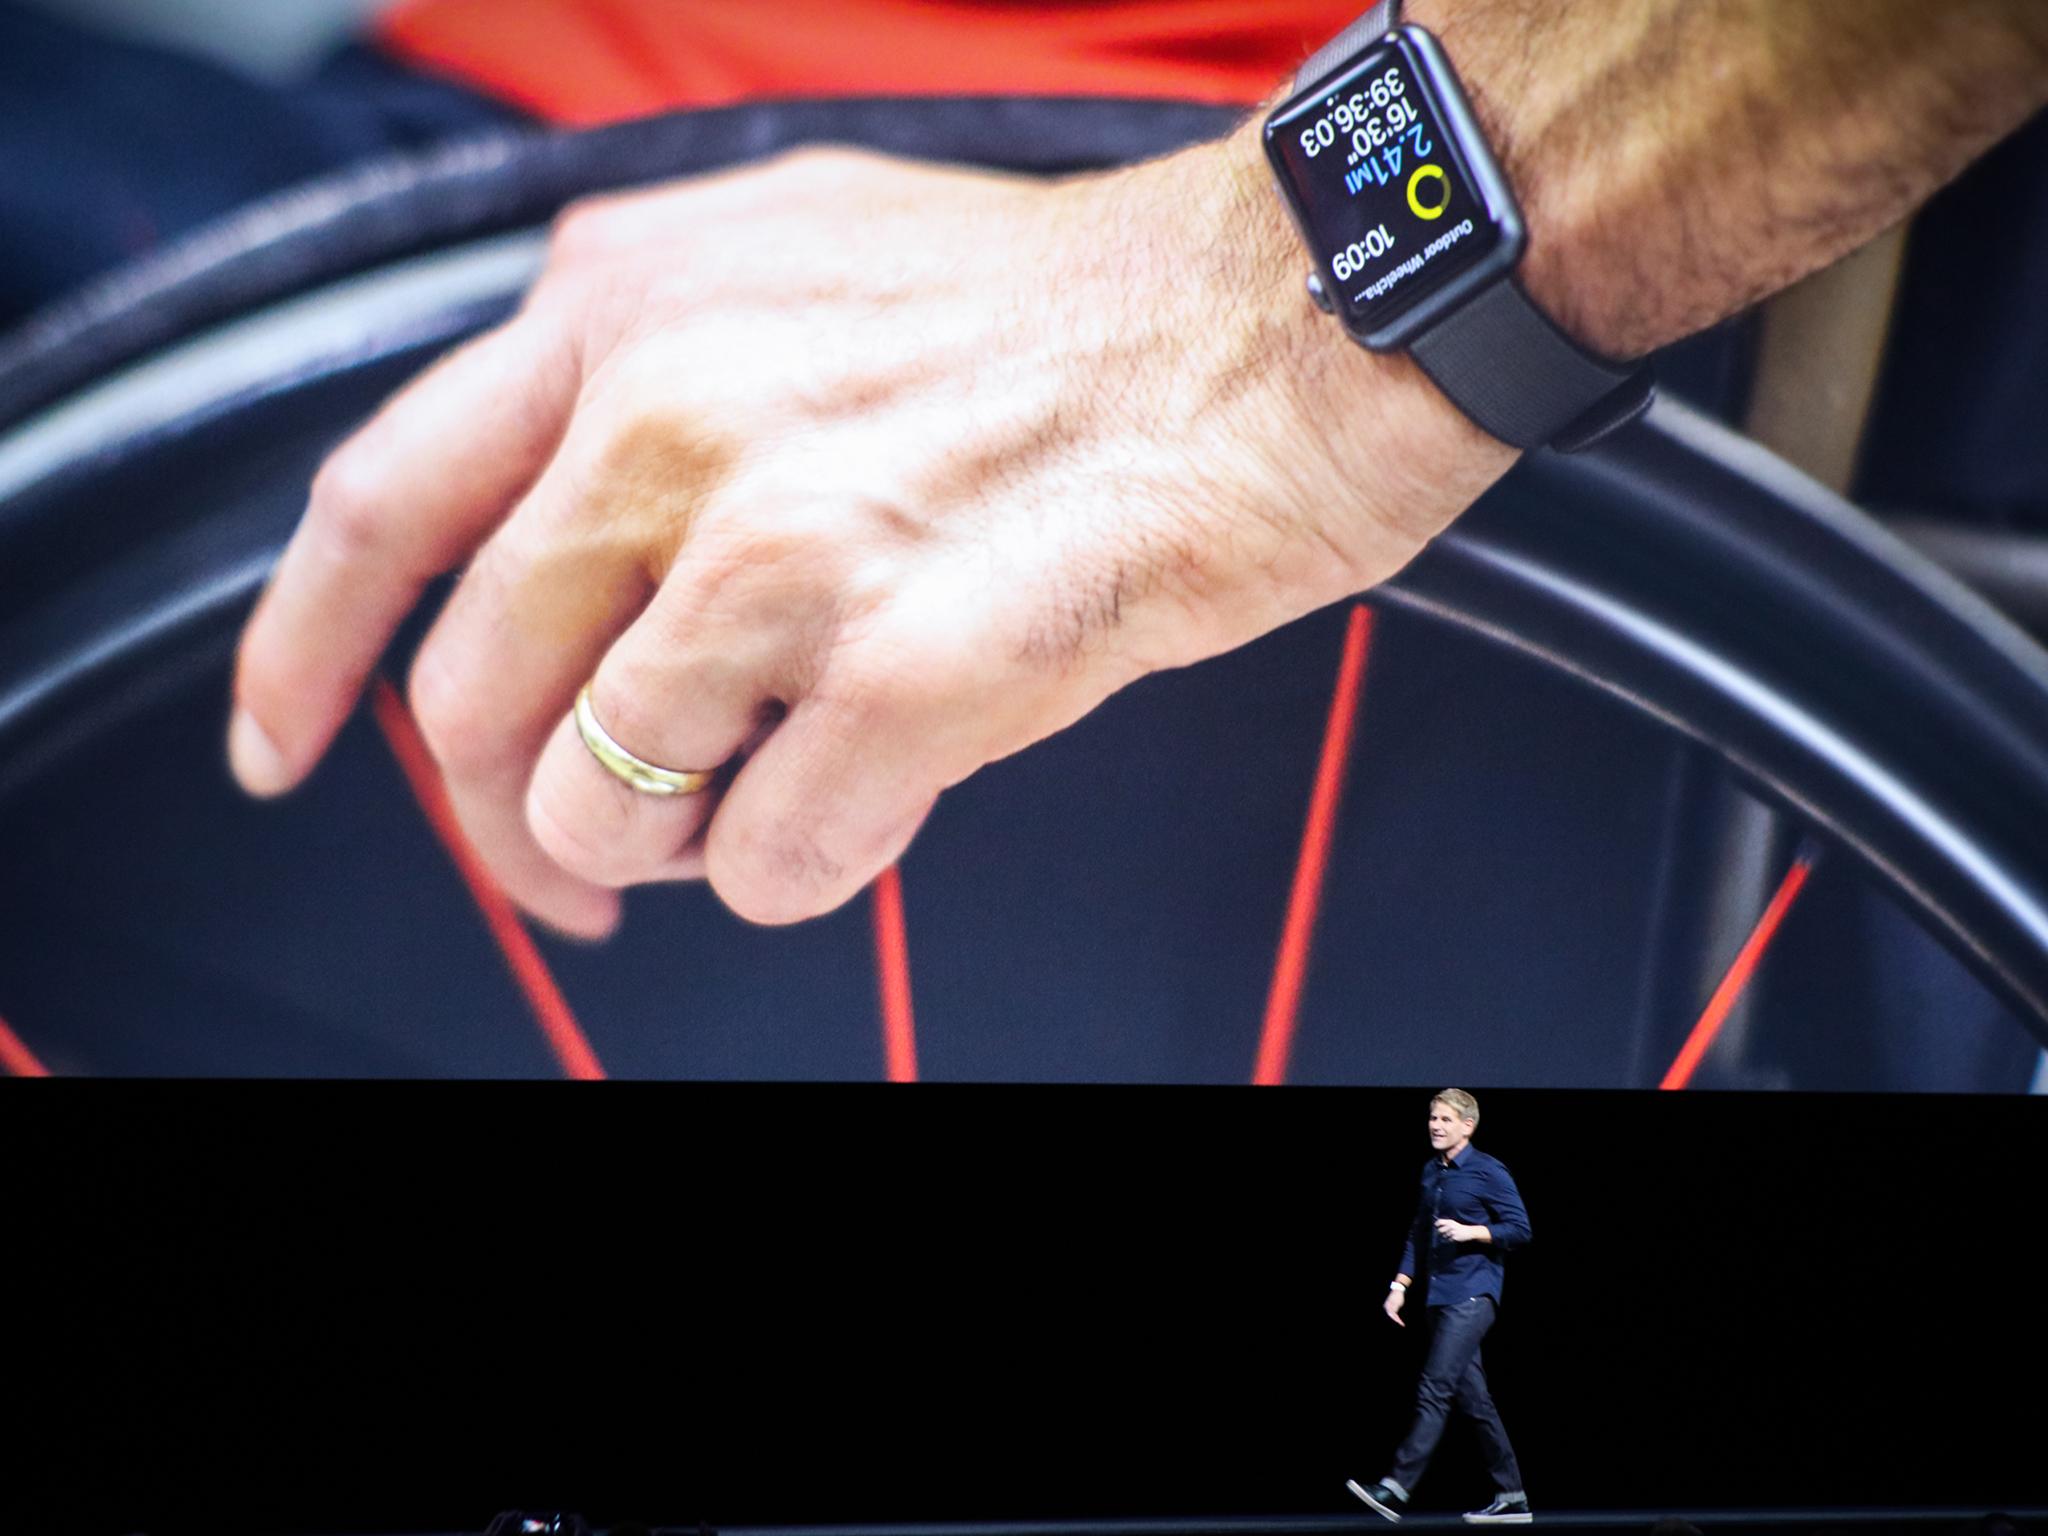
[1347,1479,1409,1522]
[1464,1493,1533,1524]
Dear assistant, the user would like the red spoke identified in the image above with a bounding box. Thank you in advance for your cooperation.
[1254,603,1375,1086]
[370,677,607,1081]
[871,865,919,1082]
[1661,846,1818,1090]
[0,1012,51,1078]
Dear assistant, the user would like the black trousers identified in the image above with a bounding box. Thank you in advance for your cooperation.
[1388,1295,1524,1495]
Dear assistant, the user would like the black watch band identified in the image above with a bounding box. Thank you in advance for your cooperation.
[1284,1,1653,452]
[1293,0,1401,97]
[1409,279,1654,454]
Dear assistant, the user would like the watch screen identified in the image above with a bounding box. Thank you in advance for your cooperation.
[1268,37,1506,333]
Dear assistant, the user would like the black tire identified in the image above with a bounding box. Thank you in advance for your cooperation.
[3,100,2044,1083]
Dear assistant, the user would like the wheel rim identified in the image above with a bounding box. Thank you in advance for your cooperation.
[3,99,2044,1083]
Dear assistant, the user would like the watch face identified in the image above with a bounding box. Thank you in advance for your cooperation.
[1266,28,1522,347]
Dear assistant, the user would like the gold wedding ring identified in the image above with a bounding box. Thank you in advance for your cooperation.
[572,684,717,797]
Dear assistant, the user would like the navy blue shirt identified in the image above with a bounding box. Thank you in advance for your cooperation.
[1397,1143,1531,1309]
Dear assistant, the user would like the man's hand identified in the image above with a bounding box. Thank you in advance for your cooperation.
[227,139,1497,931]
[1384,1287,1407,1328]
[226,0,2048,934]
[1435,1219,1486,1243]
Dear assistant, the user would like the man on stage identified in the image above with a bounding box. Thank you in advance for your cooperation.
[1349,1090,1533,1525]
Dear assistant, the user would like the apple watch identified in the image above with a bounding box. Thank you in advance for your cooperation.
[1264,0,1654,452]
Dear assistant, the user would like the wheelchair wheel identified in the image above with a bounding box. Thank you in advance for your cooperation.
[3,98,2045,1087]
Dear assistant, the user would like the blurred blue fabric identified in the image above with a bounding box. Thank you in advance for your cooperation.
[0,2,524,328]
[1861,110,2048,529]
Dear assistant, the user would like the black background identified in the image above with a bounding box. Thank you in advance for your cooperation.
[4,1085,2043,1535]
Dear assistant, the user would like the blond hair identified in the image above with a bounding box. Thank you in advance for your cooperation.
[1432,1088,1479,1129]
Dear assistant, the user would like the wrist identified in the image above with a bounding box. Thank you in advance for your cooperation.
[1204,119,1515,592]
[1395,0,1648,358]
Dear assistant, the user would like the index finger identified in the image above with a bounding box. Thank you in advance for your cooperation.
[229,314,579,795]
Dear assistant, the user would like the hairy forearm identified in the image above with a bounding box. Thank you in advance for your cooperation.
[1454,0,2048,357]
[1136,0,2048,590]
[1228,0,2048,363]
